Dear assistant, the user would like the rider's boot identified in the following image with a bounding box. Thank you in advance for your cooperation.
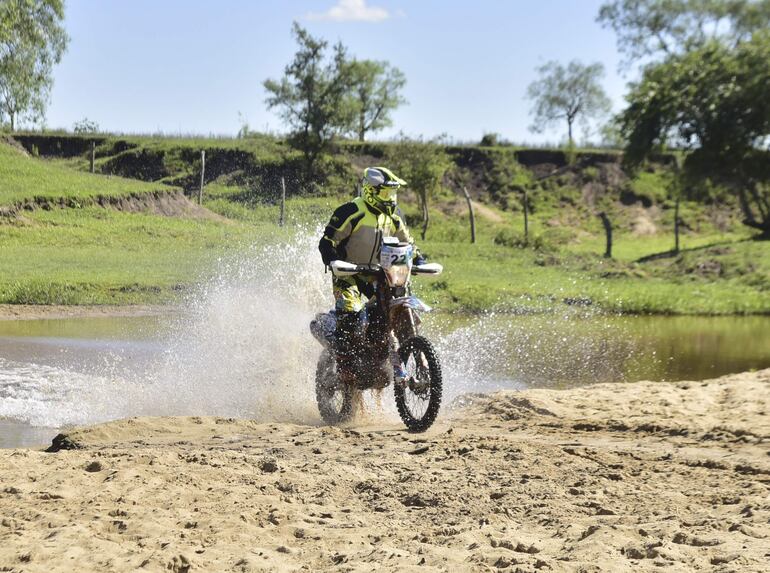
[334,311,360,385]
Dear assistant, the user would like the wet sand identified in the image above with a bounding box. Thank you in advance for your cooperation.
[0,304,174,321]
[0,369,768,572]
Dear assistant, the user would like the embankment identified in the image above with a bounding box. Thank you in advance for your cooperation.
[0,189,222,220]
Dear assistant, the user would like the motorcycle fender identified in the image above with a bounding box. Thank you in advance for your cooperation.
[390,296,433,313]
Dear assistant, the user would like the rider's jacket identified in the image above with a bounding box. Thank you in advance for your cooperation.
[319,196,416,266]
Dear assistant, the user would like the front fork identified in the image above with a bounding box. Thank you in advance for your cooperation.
[390,333,407,386]
[390,307,419,387]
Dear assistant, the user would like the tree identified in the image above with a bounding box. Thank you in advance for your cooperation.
[387,136,452,240]
[73,117,98,134]
[345,59,406,142]
[264,23,355,174]
[526,60,611,146]
[620,33,770,236]
[0,0,68,130]
[597,0,770,65]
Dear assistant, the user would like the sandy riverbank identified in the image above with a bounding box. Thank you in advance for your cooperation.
[1,369,768,572]
[0,304,175,321]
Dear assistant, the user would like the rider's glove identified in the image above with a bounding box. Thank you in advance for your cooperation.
[320,244,338,266]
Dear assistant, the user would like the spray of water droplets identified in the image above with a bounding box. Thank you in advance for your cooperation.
[140,227,330,423]
[431,309,641,406]
[0,228,330,428]
[0,228,647,430]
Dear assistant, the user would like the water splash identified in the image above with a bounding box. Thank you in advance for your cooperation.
[0,358,135,427]
[430,308,642,405]
[142,229,329,423]
[0,228,332,428]
[0,229,647,430]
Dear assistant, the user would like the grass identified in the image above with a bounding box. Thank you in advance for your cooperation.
[1,137,768,314]
[202,191,770,315]
[0,142,259,304]
[0,143,168,207]
[413,239,770,315]
[0,207,258,304]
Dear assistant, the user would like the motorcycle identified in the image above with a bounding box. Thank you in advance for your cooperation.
[310,237,444,432]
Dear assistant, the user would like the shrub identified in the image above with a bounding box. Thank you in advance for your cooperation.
[541,226,576,246]
[73,118,100,134]
[629,171,669,205]
[387,136,453,239]
[493,229,560,252]
[583,166,599,182]
[480,133,499,146]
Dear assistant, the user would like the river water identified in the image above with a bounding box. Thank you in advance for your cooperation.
[1,312,768,449]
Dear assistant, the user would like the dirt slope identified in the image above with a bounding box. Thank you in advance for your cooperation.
[1,370,768,572]
[1,189,226,221]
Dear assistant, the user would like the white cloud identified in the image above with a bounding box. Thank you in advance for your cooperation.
[306,0,391,23]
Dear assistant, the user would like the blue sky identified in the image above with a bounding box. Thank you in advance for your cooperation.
[46,0,632,144]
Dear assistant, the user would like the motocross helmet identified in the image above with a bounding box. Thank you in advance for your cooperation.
[362,166,406,215]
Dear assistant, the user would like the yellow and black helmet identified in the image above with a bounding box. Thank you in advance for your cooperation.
[362,166,406,215]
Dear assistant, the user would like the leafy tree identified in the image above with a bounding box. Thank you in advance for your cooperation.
[480,132,500,146]
[526,60,611,146]
[345,59,406,142]
[620,33,770,236]
[0,0,68,130]
[387,136,452,240]
[597,0,770,65]
[264,23,355,174]
[73,117,98,134]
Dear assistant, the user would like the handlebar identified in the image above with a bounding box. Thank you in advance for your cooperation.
[412,263,443,275]
[329,260,443,277]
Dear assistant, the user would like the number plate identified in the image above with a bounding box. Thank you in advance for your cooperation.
[380,244,412,268]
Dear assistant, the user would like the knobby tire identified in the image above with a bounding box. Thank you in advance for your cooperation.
[315,350,354,425]
[394,336,442,433]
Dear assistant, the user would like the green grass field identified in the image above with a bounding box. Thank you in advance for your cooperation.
[201,190,770,315]
[1,139,768,313]
[0,143,260,303]
[0,208,258,304]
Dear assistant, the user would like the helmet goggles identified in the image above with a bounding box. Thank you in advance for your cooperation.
[363,167,406,209]
[375,182,399,203]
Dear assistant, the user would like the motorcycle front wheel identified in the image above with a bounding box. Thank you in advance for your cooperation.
[394,336,443,433]
[315,350,354,425]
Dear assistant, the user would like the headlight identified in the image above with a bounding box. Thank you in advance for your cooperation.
[384,265,411,287]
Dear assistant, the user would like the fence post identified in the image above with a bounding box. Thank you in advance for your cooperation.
[674,196,681,253]
[90,141,95,173]
[462,186,476,244]
[599,211,613,258]
[198,150,206,205]
[280,176,286,226]
[522,189,529,244]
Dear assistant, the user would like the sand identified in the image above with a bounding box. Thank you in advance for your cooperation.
[1,369,768,572]
[0,304,174,321]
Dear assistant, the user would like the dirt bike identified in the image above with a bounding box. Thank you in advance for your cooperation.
[310,237,444,432]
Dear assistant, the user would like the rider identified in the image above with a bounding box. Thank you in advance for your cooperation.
[318,166,424,379]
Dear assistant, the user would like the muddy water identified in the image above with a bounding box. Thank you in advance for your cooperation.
[1,314,769,449]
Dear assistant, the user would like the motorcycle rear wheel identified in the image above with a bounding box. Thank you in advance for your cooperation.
[315,350,354,425]
[394,336,442,433]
